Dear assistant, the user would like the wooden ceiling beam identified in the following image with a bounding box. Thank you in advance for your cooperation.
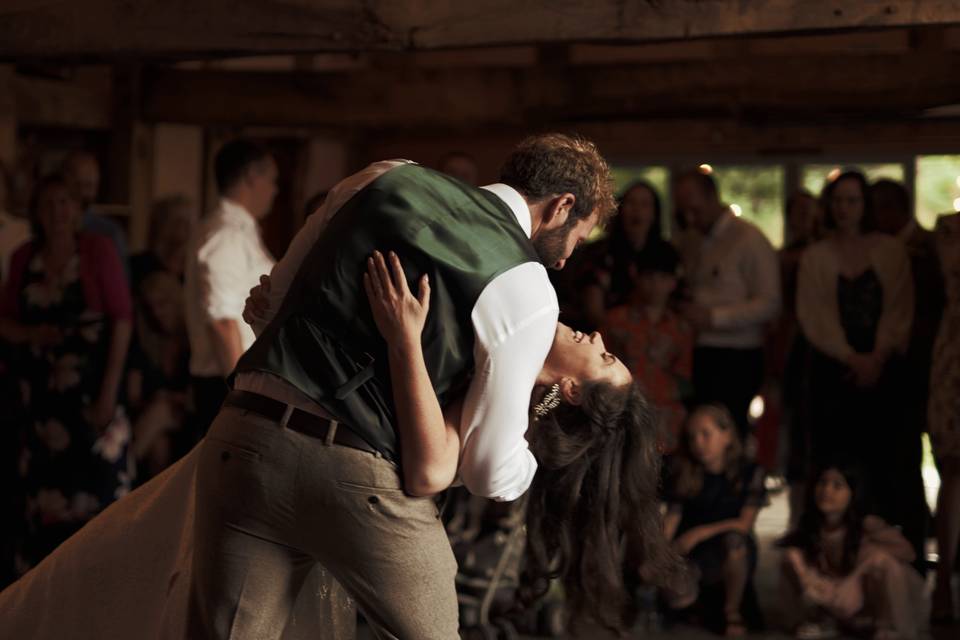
[1,1,959,59]
[141,51,960,129]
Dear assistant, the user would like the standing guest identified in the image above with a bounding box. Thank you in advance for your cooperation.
[603,241,692,452]
[128,270,190,479]
[929,211,960,622]
[184,139,277,434]
[797,171,923,565]
[577,180,664,330]
[872,182,944,462]
[131,195,192,287]
[0,162,30,588]
[62,151,128,273]
[0,175,132,572]
[776,190,823,527]
[779,462,928,640]
[673,169,781,439]
[872,179,944,440]
[663,404,767,636]
[438,150,480,186]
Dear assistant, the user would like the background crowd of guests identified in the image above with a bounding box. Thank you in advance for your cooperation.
[558,166,959,638]
[0,141,958,639]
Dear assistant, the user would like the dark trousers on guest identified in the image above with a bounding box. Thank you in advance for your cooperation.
[190,376,229,438]
[692,346,765,440]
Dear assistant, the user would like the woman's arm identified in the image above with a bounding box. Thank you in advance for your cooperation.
[872,237,914,361]
[364,251,460,497]
[796,244,854,362]
[86,319,133,428]
[860,515,915,564]
[663,509,682,541]
[673,505,760,554]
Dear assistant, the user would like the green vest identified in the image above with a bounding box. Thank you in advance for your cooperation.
[236,164,540,462]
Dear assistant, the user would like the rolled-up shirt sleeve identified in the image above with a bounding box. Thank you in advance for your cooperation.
[458,262,558,501]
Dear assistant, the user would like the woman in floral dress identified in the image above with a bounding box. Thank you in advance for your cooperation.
[930,212,960,621]
[0,175,132,572]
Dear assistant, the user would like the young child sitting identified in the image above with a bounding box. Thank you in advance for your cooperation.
[602,241,693,452]
[778,462,929,640]
[663,404,767,636]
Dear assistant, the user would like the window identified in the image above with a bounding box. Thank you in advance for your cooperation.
[916,155,960,230]
[710,165,785,248]
[801,163,905,200]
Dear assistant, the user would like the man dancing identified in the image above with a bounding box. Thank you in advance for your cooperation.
[188,134,615,638]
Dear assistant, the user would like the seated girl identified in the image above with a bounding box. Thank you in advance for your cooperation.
[778,462,928,640]
[662,404,767,636]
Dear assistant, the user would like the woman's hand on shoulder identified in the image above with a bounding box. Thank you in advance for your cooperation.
[363,250,430,350]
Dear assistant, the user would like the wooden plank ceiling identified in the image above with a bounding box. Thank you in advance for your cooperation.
[0,1,959,59]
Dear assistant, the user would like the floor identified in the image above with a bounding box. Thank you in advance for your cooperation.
[358,487,960,639]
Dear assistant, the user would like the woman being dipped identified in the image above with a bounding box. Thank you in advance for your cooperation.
[364,249,680,632]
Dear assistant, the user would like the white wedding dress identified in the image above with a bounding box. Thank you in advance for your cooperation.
[0,444,356,639]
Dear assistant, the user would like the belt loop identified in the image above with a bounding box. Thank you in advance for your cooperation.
[325,420,338,446]
[279,404,295,428]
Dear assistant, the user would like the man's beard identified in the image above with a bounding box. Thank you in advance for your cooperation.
[532,223,571,269]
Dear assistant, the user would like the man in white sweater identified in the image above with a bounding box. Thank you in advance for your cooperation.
[674,169,781,438]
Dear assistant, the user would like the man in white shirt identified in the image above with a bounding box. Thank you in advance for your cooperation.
[674,169,781,438]
[188,134,615,639]
[184,139,277,433]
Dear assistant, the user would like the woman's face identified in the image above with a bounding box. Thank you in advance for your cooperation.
[830,178,865,234]
[543,323,632,390]
[37,184,80,241]
[620,186,656,250]
[814,468,852,519]
[687,411,732,468]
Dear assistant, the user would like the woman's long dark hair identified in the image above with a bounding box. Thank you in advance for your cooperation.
[522,381,681,631]
[821,170,876,234]
[603,181,663,300]
[777,461,868,575]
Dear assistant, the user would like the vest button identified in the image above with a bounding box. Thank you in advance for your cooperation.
[368,496,379,505]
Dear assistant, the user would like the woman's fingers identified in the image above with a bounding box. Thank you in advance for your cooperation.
[366,256,384,298]
[417,273,431,309]
[387,251,411,295]
[373,251,393,295]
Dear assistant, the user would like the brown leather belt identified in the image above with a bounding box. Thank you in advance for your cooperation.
[224,390,378,456]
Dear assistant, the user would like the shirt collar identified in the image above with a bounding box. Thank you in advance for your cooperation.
[480,183,532,238]
[219,198,257,231]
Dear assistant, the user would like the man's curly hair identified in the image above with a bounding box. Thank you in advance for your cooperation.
[499,133,616,227]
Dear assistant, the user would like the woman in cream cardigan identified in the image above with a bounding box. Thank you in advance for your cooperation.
[797,171,926,564]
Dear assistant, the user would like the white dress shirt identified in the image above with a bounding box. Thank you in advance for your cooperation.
[185,198,275,377]
[236,162,555,501]
[688,210,781,349]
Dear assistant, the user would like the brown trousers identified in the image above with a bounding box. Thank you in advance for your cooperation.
[188,406,459,639]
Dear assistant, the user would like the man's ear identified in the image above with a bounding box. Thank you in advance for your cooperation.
[542,193,576,230]
[559,377,582,406]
